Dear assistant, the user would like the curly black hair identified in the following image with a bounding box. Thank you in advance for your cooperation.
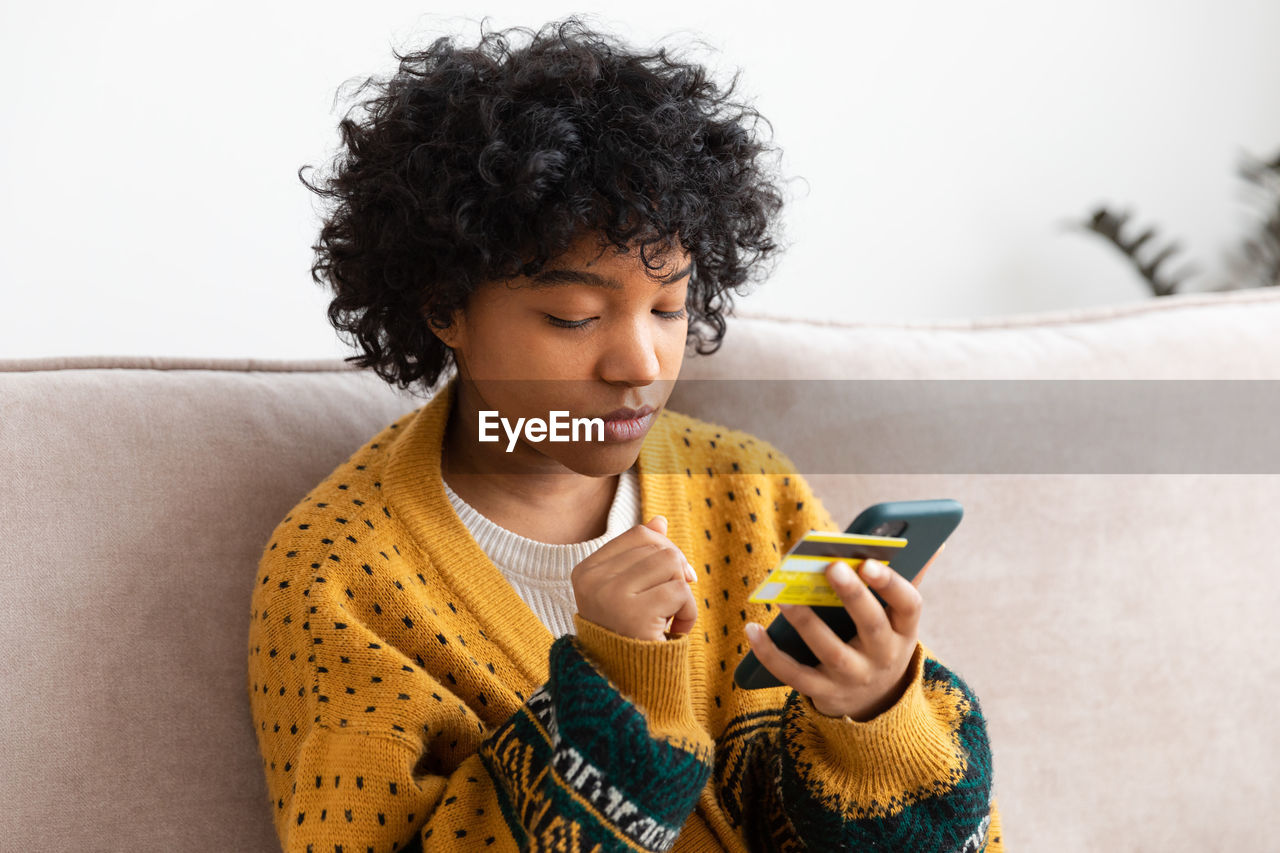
[300,16,789,393]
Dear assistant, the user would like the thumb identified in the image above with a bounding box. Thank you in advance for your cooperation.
[667,587,699,637]
[645,515,695,582]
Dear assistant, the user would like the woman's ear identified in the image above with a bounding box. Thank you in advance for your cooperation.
[426,309,465,350]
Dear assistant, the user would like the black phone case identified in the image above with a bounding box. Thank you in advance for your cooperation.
[733,499,963,691]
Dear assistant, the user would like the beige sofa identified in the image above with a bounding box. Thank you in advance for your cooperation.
[3,288,1279,851]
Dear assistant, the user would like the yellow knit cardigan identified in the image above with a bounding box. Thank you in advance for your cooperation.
[248,380,1002,851]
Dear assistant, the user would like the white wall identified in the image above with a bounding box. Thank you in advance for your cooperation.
[3,1,1278,360]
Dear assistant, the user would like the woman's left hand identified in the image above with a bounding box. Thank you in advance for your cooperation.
[744,558,923,721]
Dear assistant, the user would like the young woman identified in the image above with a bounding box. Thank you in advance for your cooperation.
[248,17,1000,852]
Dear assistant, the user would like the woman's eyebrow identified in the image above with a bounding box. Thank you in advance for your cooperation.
[527,262,693,290]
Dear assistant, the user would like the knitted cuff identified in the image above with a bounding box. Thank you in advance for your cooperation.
[795,642,966,799]
[571,613,702,736]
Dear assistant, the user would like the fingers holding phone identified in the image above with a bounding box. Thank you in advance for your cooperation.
[735,499,961,693]
[746,558,921,720]
[842,558,923,641]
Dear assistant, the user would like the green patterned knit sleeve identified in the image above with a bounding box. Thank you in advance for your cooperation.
[478,627,715,851]
[716,644,1000,852]
[721,450,1002,851]
[768,645,1000,851]
[250,532,715,853]
[252,604,714,852]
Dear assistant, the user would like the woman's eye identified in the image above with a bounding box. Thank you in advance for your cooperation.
[544,314,595,329]
[543,308,685,329]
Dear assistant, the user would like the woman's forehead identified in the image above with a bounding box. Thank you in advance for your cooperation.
[547,231,688,273]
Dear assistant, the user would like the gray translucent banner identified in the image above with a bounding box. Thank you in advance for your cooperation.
[662,379,1280,474]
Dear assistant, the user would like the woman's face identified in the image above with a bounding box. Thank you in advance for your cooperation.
[434,231,692,477]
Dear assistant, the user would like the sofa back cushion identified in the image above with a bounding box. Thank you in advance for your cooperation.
[0,358,425,851]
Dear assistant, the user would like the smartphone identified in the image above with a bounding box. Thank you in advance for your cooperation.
[733,499,963,690]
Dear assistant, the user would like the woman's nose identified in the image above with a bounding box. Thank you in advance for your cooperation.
[599,318,662,385]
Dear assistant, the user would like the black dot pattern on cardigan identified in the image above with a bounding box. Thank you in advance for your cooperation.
[247,402,998,851]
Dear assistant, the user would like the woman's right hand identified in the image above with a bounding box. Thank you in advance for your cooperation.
[571,515,699,642]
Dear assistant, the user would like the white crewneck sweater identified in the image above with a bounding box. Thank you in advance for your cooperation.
[441,466,642,638]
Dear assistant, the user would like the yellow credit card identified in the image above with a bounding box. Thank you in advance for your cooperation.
[748,531,907,607]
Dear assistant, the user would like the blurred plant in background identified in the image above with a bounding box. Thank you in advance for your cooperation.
[1069,148,1280,296]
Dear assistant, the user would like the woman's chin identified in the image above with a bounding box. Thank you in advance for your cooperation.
[549,443,645,478]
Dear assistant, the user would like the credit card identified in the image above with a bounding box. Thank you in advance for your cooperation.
[747,531,908,607]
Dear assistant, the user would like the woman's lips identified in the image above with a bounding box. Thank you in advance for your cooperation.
[600,407,657,442]
[599,405,654,422]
